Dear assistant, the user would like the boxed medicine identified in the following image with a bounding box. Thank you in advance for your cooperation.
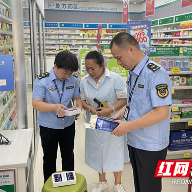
[52,171,76,187]
[169,129,192,151]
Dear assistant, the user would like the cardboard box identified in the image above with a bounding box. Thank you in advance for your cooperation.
[181,107,192,118]
[52,171,76,187]
[95,116,119,132]
[169,129,192,151]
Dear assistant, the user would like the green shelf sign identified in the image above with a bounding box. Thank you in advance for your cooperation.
[175,13,192,23]
[183,47,192,56]
[159,17,174,25]
[151,20,158,26]
[150,47,180,57]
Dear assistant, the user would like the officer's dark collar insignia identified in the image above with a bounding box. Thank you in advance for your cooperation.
[37,72,49,79]
[49,88,56,91]
[147,63,160,72]
[156,84,169,98]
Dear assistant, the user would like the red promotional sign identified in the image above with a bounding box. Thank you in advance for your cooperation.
[182,0,192,8]
[97,25,102,50]
[155,161,192,177]
[145,0,154,17]
[123,0,128,23]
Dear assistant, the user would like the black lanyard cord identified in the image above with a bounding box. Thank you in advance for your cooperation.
[53,80,65,103]
[128,58,149,104]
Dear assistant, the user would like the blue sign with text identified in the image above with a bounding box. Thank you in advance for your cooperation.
[108,24,127,29]
[59,23,83,28]
[45,23,58,27]
[0,54,14,91]
[84,24,107,28]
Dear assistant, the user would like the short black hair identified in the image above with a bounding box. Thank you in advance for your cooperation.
[110,32,140,50]
[85,51,104,67]
[54,50,78,72]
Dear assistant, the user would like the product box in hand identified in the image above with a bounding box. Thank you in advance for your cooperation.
[169,129,192,151]
[52,171,76,187]
[95,116,119,132]
[65,108,81,116]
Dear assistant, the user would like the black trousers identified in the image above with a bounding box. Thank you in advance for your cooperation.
[128,145,167,192]
[40,122,75,182]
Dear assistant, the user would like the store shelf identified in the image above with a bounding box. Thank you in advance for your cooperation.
[0,29,12,35]
[167,149,192,160]
[151,36,192,40]
[0,93,16,116]
[168,71,192,75]
[0,14,12,23]
[0,91,7,101]
[151,43,192,46]
[0,0,11,9]
[171,118,192,123]
[172,86,192,90]
[172,104,192,107]
[0,44,13,51]
[152,28,192,33]
[0,103,16,130]
[59,43,97,45]
[45,32,59,34]
[8,114,17,130]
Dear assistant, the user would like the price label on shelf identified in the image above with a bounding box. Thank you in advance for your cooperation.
[183,153,191,158]
[171,115,181,120]
[163,45,165,47]
[172,107,179,112]
[56,48,59,51]
[72,44,75,46]
[181,30,183,33]
[63,48,66,50]
[67,48,70,50]
[171,67,180,74]
[171,89,175,94]
[188,121,192,126]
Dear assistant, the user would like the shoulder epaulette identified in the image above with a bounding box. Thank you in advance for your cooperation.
[37,72,49,79]
[147,63,160,72]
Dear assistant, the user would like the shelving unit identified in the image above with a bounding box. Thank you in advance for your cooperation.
[151,13,192,159]
[24,22,126,59]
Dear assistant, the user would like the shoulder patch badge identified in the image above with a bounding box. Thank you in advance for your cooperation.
[156,84,169,98]
[147,63,160,72]
[37,72,49,79]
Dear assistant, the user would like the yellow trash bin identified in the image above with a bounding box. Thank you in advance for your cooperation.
[42,171,87,192]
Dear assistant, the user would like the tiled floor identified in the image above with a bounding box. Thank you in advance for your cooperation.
[32,112,190,192]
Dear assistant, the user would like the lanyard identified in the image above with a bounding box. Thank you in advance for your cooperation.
[128,59,149,104]
[53,80,65,103]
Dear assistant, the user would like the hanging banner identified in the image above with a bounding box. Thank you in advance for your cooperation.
[127,21,151,56]
[97,25,102,50]
[182,0,192,8]
[145,0,155,17]
[123,0,129,23]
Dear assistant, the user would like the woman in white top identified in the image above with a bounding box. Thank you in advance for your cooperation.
[80,51,128,192]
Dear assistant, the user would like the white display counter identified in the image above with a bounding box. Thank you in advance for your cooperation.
[0,129,34,192]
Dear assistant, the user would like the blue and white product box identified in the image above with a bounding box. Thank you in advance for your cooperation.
[52,171,76,187]
[95,116,119,132]
[65,108,81,116]
[168,129,192,151]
